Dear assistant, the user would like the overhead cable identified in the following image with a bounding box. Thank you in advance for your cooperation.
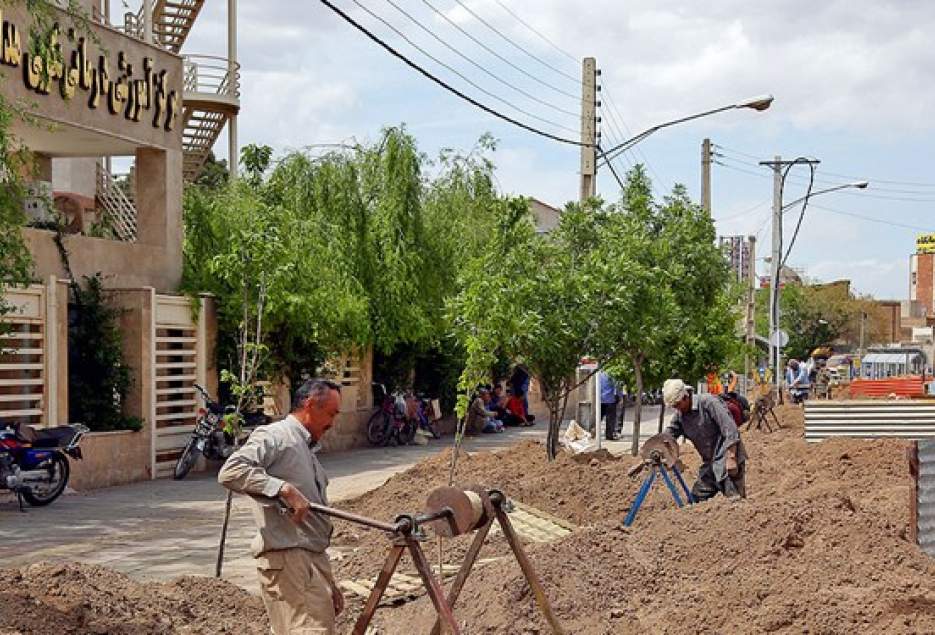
[351,0,578,134]
[491,0,579,64]
[419,0,579,101]
[316,0,590,147]
[382,0,579,119]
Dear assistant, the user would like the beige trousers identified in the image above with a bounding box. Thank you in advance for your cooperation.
[256,548,337,635]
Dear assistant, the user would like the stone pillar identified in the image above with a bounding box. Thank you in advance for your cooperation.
[109,287,156,480]
[134,148,183,291]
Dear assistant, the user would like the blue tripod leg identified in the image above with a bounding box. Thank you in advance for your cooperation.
[672,465,695,504]
[623,467,656,527]
[658,465,684,508]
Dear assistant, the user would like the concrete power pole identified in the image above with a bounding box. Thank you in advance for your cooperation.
[768,155,782,394]
[579,57,597,202]
[701,138,712,214]
[744,236,757,387]
[228,0,239,180]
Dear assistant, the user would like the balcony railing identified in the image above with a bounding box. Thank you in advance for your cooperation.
[183,54,241,102]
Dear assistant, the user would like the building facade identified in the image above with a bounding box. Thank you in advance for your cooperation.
[0,1,239,487]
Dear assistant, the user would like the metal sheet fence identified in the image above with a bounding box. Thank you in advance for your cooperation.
[804,400,935,442]
[919,440,935,557]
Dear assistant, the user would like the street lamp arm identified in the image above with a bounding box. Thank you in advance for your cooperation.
[781,181,869,212]
[598,95,773,168]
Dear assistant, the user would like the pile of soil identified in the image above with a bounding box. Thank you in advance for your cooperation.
[361,406,935,634]
[0,562,266,634]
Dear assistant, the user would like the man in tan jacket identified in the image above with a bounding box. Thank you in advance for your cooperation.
[219,378,344,634]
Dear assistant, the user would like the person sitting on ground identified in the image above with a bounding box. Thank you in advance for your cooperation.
[662,378,747,502]
[489,383,507,420]
[465,387,503,434]
[503,390,535,426]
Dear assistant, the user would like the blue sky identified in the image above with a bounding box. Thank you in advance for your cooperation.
[185,0,935,300]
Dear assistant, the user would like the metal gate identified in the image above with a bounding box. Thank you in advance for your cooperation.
[152,295,204,478]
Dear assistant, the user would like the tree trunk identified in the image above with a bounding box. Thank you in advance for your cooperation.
[547,406,560,461]
[657,393,666,433]
[630,358,643,456]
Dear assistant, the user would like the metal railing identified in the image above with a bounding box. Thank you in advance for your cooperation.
[96,164,138,242]
[183,54,241,100]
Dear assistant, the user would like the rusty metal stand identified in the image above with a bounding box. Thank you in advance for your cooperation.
[748,394,781,433]
[352,529,460,635]
[428,490,565,635]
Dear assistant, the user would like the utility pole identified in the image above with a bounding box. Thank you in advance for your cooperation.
[744,236,756,389]
[228,0,239,180]
[579,57,597,202]
[759,156,821,395]
[701,138,712,214]
[767,155,782,395]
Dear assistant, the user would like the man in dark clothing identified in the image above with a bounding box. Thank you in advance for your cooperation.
[662,378,747,501]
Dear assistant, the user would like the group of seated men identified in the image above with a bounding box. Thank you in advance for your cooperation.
[465,383,536,434]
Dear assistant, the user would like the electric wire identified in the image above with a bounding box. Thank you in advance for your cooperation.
[490,0,579,64]
[713,199,770,224]
[450,0,582,87]
[780,160,817,268]
[715,144,935,192]
[351,0,578,134]
[809,204,935,232]
[381,0,580,119]
[602,88,668,192]
[316,0,590,147]
[419,0,580,101]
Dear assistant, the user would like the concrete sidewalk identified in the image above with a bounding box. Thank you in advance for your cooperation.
[0,409,664,592]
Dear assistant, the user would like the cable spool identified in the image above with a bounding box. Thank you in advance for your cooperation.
[424,487,486,537]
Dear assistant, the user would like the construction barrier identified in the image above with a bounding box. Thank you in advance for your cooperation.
[804,400,935,442]
[849,376,928,399]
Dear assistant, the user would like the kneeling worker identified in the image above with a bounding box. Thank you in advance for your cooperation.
[662,378,747,501]
[219,378,345,635]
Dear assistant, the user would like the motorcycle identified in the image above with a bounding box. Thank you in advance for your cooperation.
[173,384,269,480]
[0,421,88,508]
[366,383,416,446]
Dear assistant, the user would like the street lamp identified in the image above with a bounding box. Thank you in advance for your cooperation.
[598,95,774,167]
[782,181,869,211]
[769,178,870,395]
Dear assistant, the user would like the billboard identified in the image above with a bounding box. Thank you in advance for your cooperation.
[917,233,935,254]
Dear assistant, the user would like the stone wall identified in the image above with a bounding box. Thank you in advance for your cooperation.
[70,429,150,490]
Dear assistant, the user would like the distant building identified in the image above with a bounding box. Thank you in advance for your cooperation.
[529,198,562,234]
[718,235,752,284]
[910,249,935,318]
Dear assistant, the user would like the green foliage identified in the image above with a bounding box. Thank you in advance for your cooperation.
[194,152,230,190]
[183,128,503,394]
[68,275,140,432]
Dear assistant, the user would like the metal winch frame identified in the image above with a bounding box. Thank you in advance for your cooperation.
[280,486,565,634]
[623,433,695,526]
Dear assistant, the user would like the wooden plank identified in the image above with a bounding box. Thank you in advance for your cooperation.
[155,349,196,357]
[155,374,196,382]
[0,363,44,371]
[156,337,197,344]
[156,399,197,409]
[0,378,43,387]
[155,362,197,370]
[0,348,43,356]
[0,408,43,417]
[0,332,43,341]
[155,411,195,422]
[156,386,195,396]
[0,393,42,403]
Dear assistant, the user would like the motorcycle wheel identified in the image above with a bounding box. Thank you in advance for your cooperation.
[398,419,417,445]
[173,437,202,480]
[22,452,70,506]
[367,411,390,446]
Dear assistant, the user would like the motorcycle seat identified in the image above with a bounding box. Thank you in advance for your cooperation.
[17,425,79,448]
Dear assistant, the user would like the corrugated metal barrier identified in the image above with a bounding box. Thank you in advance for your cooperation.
[804,400,935,442]
[919,440,935,557]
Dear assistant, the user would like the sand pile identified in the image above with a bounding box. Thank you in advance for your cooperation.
[360,406,935,634]
[0,562,266,634]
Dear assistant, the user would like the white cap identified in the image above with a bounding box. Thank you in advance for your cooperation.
[662,379,689,407]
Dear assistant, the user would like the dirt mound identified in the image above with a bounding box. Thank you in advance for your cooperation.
[0,562,266,634]
[363,405,935,634]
